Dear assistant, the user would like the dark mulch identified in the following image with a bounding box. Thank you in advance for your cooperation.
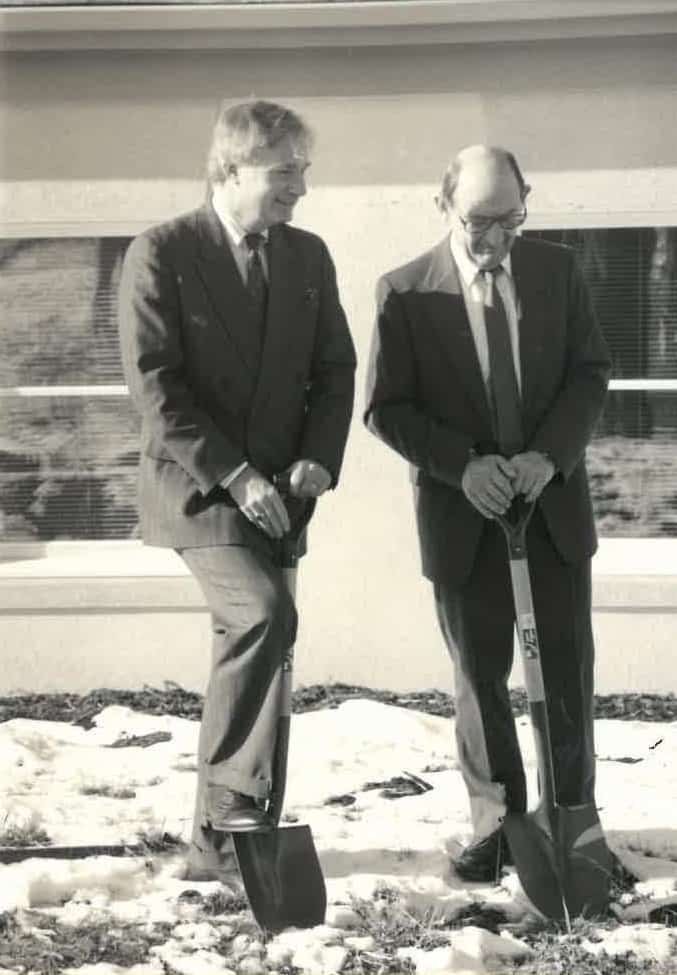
[1,681,676,726]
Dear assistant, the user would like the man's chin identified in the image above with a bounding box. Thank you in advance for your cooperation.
[274,202,296,221]
[473,251,506,270]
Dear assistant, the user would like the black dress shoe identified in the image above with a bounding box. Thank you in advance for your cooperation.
[206,790,273,833]
[452,828,513,882]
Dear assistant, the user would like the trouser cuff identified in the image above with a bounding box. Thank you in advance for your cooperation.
[205,767,271,800]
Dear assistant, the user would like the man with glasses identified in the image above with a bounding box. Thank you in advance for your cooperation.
[364,145,610,882]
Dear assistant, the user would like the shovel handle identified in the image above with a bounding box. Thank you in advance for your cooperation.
[494,496,535,558]
[497,497,557,811]
[266,472,315,826]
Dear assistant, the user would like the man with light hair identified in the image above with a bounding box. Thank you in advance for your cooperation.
[120,99,355,878]
[365,145,610,882]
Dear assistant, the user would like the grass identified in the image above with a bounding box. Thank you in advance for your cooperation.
[341,886,510,974]
[201,886,250,916]
[79,783,137,799]
[0,820,51,848]
[0,885,252,975]
[134,827,184,854]
[2,856,675,974]
[505,915,677,975]
[0,911,174,975]
[339,885,677,975]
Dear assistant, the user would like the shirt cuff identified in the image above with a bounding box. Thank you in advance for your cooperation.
[220,461,249,490]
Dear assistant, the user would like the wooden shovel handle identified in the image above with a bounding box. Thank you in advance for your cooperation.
[265,478,316,823]
[495,496,535,557]
[497,497,558,811]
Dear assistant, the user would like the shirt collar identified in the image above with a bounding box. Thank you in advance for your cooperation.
[449,231,512,287]
[212,193,269,249]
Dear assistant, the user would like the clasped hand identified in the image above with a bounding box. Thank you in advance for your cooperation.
[461,451,555,520]
[227,459,331,539]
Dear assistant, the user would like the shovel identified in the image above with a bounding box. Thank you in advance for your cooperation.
[232,480,327,934]
[496,497,613,925]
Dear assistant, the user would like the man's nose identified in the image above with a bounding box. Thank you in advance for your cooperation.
[290,171,307,198]
[483,221,504,246]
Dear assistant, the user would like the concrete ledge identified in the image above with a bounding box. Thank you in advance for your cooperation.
[1,573,677,614]
[1,539,675,696]
[2,539,676,611]
[3,1,677,51]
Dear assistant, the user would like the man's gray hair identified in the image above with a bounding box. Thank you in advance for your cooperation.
[438,146,527,212]
[207,99,313,186]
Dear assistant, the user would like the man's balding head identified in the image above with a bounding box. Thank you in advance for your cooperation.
[438,144,530,271]
[439,145,528,215]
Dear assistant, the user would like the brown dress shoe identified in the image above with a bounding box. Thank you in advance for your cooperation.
[206,790,273,833]
[452,829,513,883]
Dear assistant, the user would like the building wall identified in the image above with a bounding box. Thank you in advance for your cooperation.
[1,33,677,695]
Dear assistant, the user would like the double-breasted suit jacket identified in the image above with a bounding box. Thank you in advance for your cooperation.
[365,235,611,586]
[119,202,356,551]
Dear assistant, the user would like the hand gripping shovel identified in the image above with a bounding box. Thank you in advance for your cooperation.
[232,483,327,934]
[496,498,613,925]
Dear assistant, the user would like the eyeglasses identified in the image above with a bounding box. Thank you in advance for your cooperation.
[458,207,527,236]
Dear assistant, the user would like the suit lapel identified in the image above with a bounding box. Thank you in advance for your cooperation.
[423,237,493,428]
[511,238,547,425]
[193,203,261,376]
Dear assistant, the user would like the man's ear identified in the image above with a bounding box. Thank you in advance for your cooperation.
[224,162,239,183]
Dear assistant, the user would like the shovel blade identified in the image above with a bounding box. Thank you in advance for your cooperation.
[503,808,568,922]
[558,803,614,917]
[504,803,613,922]
[233,825,326,934]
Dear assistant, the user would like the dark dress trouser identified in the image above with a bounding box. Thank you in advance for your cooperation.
[178,543,298,876]
[433,506,596,841]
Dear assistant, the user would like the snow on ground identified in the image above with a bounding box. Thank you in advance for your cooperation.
[1,700,676,973]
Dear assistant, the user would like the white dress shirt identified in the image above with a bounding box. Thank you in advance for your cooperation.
[212,194,270,284]
[449,232,522,396]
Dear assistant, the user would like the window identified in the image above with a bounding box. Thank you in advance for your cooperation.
[2,228,676,544]
[0,237,139,541]
[525,227,677,537]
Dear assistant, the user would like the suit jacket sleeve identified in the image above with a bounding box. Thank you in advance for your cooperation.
[298,241,357,485]
[528,250,611,479]
[364,277,475,488]
[119,232,246,496]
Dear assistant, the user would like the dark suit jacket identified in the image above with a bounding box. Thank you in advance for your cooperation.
[119,203,356,550]
[364,235,611,585]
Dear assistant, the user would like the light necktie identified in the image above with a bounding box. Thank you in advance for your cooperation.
[244,232,268,347]
[484,268,523,457]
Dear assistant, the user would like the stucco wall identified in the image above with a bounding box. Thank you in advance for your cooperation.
[1,34,676,695]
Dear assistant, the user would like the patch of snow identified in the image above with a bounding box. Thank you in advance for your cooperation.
[151,943,235,974]
[1,700,677,975]
[583,923,677,963]
[62,965,165,975]
[397,926,532,975]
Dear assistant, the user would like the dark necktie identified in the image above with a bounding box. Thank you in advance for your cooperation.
[484,268,523,457]
[244,232,268,347]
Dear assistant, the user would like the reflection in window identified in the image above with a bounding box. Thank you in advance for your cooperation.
[0,237,139,541]
[524,228,677,538]
[1,230,676,541]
